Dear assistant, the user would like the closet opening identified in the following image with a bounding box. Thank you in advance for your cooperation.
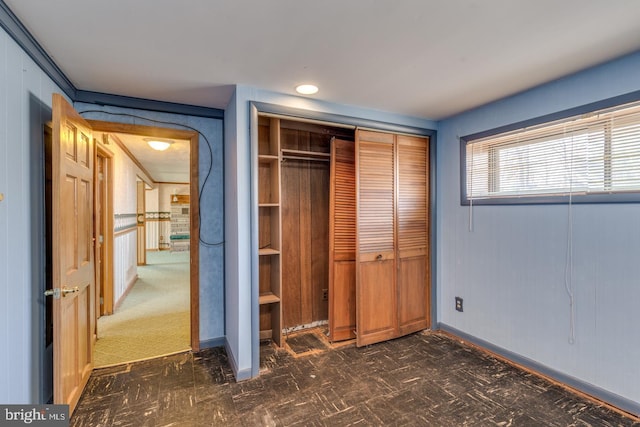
[258,115,355,348]
[255,109,432,357]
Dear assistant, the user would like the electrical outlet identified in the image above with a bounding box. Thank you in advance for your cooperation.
[455,297,463,312]
[322,289,328,301]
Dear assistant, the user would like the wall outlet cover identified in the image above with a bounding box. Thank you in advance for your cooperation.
[455,297,463,312]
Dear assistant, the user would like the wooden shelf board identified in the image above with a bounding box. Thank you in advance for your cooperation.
[258,203,279,207]
[259,248,280,256]
[259,292,280,305]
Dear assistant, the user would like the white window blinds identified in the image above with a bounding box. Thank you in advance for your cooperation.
[465,101,640,200]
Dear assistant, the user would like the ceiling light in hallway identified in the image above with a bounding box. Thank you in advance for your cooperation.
[146,139,174,151]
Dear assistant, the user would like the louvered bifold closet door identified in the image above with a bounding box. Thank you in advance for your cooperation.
[397,135,430,335]
[328,139,357,341]
[355,130,397,347]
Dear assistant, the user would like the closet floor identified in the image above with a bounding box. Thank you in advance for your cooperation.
[284,330,328,356]
[71,332,638,426]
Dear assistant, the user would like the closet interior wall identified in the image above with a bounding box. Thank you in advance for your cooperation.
[280,119,355,330]
[281,124,329,329]
[257,116,354,343]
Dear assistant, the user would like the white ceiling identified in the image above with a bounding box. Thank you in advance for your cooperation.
[6,1,640,121]
[8,1,640,185]
[109,132,191,184]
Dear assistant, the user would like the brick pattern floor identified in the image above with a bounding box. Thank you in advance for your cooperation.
[71,332,639,426]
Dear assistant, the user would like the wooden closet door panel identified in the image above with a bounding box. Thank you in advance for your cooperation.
[398,254,429,334]
[329,139,356,341]
[397,135,430,335]
[356,130,397,347]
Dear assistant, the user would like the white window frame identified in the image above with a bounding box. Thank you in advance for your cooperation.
[461,96,640,205]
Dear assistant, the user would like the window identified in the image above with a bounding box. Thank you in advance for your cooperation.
[463,100,640,203]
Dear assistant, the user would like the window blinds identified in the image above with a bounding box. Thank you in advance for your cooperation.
[465,101,640,200]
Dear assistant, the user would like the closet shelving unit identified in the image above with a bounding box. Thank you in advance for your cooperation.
[258,117,282,345]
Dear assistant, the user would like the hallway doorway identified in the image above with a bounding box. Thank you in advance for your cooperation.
[41,98,205,411]
[88,122,200,367]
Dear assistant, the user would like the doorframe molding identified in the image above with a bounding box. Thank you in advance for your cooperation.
[96,144,114,316]
[87,120,201,350]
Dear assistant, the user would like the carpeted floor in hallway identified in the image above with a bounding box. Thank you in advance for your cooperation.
[94,250,190,367]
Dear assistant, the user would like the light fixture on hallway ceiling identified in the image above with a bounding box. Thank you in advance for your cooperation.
[145,138,174,151]
[295,84,319,95]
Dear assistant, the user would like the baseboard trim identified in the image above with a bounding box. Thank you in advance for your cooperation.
[224,338,252,382]
[114,274,138,311]
[437,323,640,418]
[199,337,225,350]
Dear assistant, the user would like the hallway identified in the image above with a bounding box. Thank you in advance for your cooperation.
[94,251,190,367]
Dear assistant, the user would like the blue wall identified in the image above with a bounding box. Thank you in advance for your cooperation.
[437,51,640,414]
[224,85,437,379]
[75,102,225,345]
[0,25,67,403]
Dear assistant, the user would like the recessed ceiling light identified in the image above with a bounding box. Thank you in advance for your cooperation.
[295,84,319,95]
[145,138,173,151]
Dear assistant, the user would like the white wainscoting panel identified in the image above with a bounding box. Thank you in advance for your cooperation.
[114,229,137,304]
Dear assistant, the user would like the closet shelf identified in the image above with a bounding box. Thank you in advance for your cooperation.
[259,248,280,256]
[258,203,279,207]
[259,292,280,305]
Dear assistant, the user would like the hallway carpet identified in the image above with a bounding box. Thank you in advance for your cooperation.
[72,332,638,426]
[94,250,190,367]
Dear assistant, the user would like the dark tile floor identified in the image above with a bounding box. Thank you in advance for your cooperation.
[71,332,639,426]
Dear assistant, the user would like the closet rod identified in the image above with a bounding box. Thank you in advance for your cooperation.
[282,155,330,162]
[281,148,330,158]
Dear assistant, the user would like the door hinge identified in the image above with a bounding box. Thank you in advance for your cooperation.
[100,297,104,305]
[99,235,104,244]
[98,172,104,180]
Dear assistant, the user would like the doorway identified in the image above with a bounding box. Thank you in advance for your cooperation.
[44,121,201,369]
[89,123,200,366]
[42,96,210,412]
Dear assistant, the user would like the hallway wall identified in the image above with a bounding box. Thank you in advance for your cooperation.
[110,139,151,304]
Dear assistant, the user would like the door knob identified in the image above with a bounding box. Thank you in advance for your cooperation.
[44,286,80,299]
[376,254,383,260]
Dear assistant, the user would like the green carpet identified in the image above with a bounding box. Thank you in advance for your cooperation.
[94,250,190,367]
